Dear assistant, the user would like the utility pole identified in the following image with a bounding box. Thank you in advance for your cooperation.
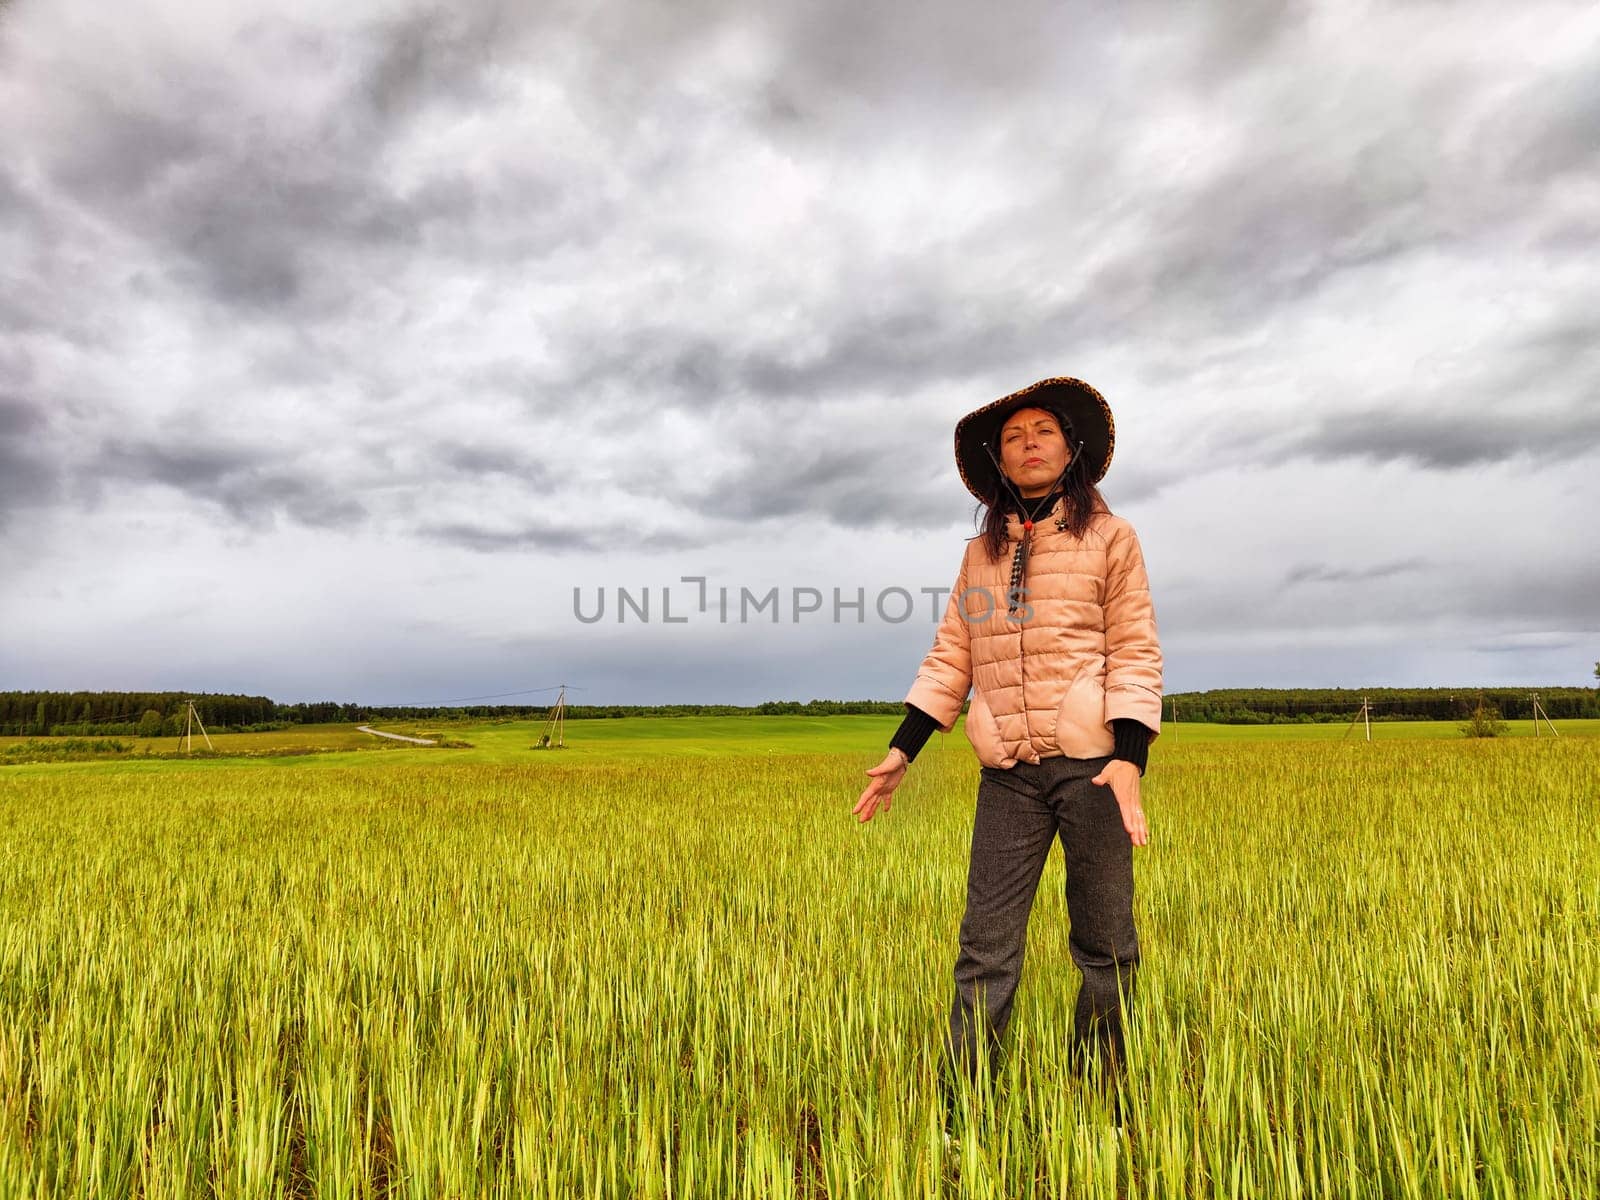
[181,700,215,754]
[536,685,568,749]
[1342,695,1372,743]
[1531,693,1560,738]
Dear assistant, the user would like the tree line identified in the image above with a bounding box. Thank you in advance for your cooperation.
[0,692,353,737]
[4,686,1596,737]
[0,692,910,735]
[1165,687,1599,724]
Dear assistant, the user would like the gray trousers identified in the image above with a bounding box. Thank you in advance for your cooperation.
[945,753,1139,1088]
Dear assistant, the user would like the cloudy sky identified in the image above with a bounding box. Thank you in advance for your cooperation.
[2,0,1597,707]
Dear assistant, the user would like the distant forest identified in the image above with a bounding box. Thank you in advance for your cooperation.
[2,686,1596,737]
[1165,687,1597,724]
[0,693,912,737]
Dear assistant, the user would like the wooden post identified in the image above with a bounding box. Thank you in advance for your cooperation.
[1533,694,1560,738]
[537,685,570,749]
[189,701,215,751]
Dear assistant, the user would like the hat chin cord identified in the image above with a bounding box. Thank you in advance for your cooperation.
[980,439,1083,524]
[980,439,1084,617]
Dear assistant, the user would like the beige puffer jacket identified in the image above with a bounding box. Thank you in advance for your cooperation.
[904,499,1163,768]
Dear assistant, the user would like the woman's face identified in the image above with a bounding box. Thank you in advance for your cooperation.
[998,406,1071,497]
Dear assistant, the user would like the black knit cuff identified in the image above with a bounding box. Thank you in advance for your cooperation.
[1110,718,1150,775]
[890,703,941,764]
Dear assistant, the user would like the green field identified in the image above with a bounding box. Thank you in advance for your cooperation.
[1,719,1598,1197]
[4,714,1598,774]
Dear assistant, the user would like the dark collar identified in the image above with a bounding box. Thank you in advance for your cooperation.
[1007,488,1065,520]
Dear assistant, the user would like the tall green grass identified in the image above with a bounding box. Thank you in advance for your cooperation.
[0,737,1596,1197]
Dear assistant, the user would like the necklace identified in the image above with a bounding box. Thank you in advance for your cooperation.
[1007,490,1067,617]
[974,439,1076,618]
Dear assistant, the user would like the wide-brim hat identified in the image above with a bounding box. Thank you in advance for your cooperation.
[954,376,1115,502]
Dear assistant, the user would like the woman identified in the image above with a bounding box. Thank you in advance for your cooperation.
[852,376,1163,1107]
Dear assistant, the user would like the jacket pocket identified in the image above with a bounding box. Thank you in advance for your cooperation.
[1052,672,1113,759]
[964,688,1009,767]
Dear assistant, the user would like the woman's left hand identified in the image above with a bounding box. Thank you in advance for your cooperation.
[1091,759,1149,847]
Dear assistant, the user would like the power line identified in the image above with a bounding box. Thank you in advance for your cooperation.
[261,685,590,708]
[449,684,586,702]
[350,685,589,707]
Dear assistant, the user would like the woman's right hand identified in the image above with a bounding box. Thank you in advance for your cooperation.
[854,749,909,823]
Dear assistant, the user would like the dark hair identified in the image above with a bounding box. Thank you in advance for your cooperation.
[973,402,1108,561]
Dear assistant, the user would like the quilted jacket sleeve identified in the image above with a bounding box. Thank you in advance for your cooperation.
[903,543,975,733]
[1103,519,1164,740]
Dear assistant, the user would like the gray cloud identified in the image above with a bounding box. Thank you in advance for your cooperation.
[27,13,609,324]
[0,394,59,529]
[417,518,704,554]
[0,394,43,439]
[539,282,1066,420]
[434,443,556,484]
[417,520,598,553]
[687,440,959,530]
[1464,559,1600,629]
[0,161,43,237]
[357,5,522,123]
[1471,631,1582,655]
[1284,558,1431,588]
[92,439,368,530]
[39,84,364,315]
[1172,546,1600,640]
[1488,52,1600,184]
[1286,405,1600,470]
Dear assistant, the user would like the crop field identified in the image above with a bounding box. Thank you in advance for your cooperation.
[4,714,1597,771]
[1,719,1597,1197]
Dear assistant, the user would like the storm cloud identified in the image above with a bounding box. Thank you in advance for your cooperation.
[2,0,1596,701]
